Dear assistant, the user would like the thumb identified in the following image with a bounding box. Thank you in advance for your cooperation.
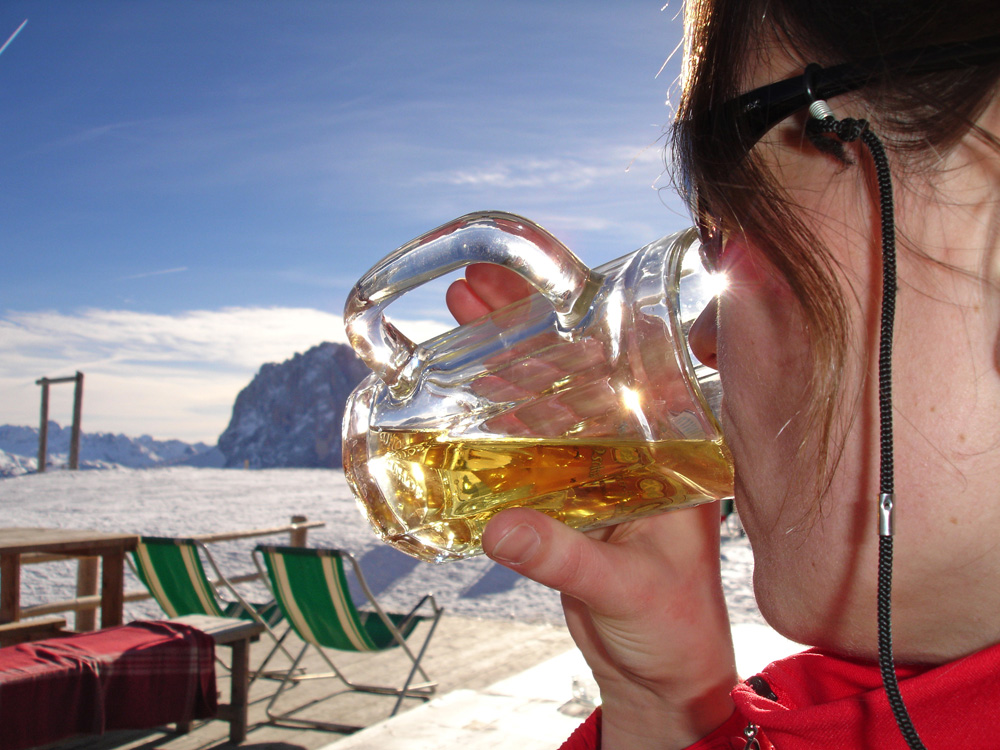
[483,507,615,611]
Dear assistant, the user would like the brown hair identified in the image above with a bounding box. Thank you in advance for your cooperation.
[672,0,1000,485]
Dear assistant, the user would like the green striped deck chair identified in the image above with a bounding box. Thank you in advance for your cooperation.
[253,544,444,731]
[130,536,293,682]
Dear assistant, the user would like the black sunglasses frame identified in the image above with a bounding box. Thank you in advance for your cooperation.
[721,34,1000,152]
[695,34,1000,271]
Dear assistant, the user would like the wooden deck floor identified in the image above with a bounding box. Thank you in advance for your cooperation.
[46,615,576,750]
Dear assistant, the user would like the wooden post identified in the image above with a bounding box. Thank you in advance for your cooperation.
[228,637,252,743]
[289,515,308,547]
[75,557,99,631]
[100,549,126,629]
[34,374,84,472]
[0,554,21,623]
[69,372,84,470]
[37,381,50,473]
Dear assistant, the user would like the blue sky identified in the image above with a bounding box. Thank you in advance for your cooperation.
[1,1,692,443]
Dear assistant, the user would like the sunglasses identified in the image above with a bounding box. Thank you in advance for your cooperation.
[694,33,1000,272]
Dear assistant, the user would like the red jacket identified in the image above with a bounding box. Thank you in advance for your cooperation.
[559,641,1000,748]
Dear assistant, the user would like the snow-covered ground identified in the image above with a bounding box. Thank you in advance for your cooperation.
[0,467,764,628]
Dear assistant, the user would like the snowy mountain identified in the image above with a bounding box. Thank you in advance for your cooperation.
[1,341,370,477]
[0,422,221,478]
[217,342,369,469]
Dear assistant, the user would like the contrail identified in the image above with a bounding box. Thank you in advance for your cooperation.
[121,267,189,281]
[0,19,27,58]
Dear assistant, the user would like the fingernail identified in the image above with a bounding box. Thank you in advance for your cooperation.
[490,523,540,564]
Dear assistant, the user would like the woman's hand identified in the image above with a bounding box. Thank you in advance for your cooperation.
[446,265,738,749]
[487,506,737,749]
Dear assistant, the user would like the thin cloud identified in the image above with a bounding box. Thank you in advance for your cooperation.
[416,142,666,191]
[118,267,189,281]
[421,157,611,190]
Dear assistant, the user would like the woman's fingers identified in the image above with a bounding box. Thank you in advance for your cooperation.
[445,278,494,324]
[483,506,680,619]
[483,504,726,617]
[445,263,537,324]
[465,262,536,308]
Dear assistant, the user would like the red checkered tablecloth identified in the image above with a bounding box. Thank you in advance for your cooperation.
[0,620,216,750]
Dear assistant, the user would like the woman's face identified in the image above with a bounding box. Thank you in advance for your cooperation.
[690,43,1000,660]
[679,43,880,654]
[709,174,884,654]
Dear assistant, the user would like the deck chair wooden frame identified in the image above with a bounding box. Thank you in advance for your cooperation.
[253,544,444,733]
[129,536,295,684]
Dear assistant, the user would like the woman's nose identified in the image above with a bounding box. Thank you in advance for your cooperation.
[688,297,718,369]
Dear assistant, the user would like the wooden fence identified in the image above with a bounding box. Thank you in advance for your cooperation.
[18,515,324,630]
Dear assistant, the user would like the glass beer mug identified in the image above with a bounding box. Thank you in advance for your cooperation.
[342,211,733,563]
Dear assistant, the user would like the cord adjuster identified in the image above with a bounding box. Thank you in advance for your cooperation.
[879,492,895,537]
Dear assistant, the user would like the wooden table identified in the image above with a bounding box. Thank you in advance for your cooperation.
[0,527,139,630]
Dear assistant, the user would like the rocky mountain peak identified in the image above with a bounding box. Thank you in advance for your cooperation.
[217,342,370,469]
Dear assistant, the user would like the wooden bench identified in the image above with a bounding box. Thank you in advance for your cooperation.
[168,614,266,744]
[0,614,67,647]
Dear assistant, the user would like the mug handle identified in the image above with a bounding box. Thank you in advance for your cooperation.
[344,211,602,398]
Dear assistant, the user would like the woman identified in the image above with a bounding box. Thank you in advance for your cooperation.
[446,1,1000,748]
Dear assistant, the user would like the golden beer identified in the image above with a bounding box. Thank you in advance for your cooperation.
[348,428,734,562]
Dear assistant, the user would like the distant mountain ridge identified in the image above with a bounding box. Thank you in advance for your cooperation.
[1,341,370,478]
[0,422,221,478]
[217,342,369,469]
